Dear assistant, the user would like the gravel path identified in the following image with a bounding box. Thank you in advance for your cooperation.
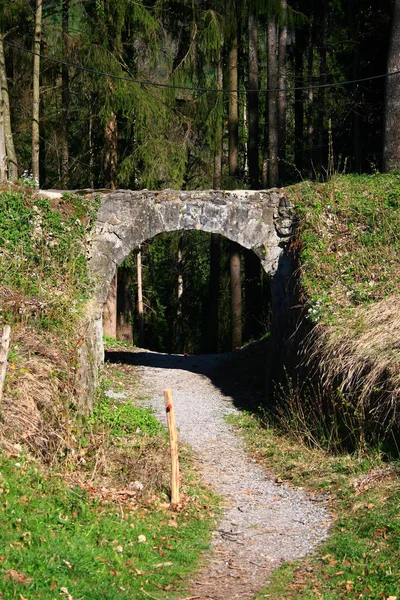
[112,349,330,600]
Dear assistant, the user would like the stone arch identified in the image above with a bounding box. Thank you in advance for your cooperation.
[89,189,294,305]
[77,188,295,410]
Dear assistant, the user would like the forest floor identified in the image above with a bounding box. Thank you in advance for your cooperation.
[105,346,330,600]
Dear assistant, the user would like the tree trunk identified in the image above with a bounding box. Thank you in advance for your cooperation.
[267,17,278,187]
[307,10,314,180]
[137,250,144,347]
[60,0,70,188]
[278,0,288,184]
[208,233,220,353]
[117,266,133,344]
[175,232,183,352]
[0,82,6,182]
[383,0,400,170]
[294,29,304,173]
[103,273,117,338]
[228,29,239,178]
[244,250,261,342]
[104,110,118,189]
[213,51,223,190]
[32,0,42,185]
[0,32,17,179]
[262,30,268,188]
[230,241,242,350]
[88,96,95,188]
[316,0,328,177]
[248,3,259,189]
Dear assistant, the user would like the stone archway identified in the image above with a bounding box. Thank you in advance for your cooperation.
[77,189,296,410]
[89,189,295,305]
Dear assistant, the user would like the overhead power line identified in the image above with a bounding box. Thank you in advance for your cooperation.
[4,39,399,94]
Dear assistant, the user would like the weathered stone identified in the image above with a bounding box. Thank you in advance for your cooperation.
[89,189,296,306]
[74,189,297,411]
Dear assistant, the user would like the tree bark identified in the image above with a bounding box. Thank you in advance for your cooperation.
[175,232,183,352]
[294,29,304,173]
[267,17,278,187]
[244,250,261,342]
[103,273,117,339]
[32,0,43,185]
[0,81,6,182]
[228,29,239,179]
[137,250,144,347]
[316,0,329,177]
[307,8,314,180]
[0,32,17,179]
[262,30,268,188]
[230,241,242,350]
[88,103,95,189]
[117,266,133,344]
[60,0,70,187]
[104,110,118,189]
[208,233,220,353]
[248,3,259,189]
[383,0,400,170]
[213,51,223,190]
[278,0,288,184]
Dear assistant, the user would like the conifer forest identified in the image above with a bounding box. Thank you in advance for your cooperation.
[1,0,399,353]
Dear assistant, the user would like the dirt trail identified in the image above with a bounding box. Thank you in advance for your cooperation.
[111,349,330,600]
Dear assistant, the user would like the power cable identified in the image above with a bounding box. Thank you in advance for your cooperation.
[4,38,398,95]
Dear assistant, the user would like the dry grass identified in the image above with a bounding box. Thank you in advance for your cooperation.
[0,324,75,461]
[305,295,400,437]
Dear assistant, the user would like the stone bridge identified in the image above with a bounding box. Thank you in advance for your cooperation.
[89,188,295,305]
[77,188,297,408]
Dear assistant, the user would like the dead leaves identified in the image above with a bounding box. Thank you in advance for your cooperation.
[4,569,32,584]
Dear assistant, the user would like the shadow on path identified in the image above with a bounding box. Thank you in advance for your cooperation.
[105,341,270,414]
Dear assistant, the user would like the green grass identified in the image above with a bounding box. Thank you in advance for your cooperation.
[289,173,400,324]
[226,413,400,600]
[0,189,98,332]
[0,455,216,600]
[90,394,164,437]
[0,355,219,599]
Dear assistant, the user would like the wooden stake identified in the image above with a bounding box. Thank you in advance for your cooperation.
[164,388,180,506]
[0,325,11,404]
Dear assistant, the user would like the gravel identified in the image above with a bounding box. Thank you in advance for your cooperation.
[125,349,331,599]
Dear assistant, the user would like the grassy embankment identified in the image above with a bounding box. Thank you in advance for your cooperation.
[230,173,400,599]
[0,186,218,599]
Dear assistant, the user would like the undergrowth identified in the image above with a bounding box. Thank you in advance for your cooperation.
[283,174,400,452]
[289,173,400,322]
[0,189,98,332]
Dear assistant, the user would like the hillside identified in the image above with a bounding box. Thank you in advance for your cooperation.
[287,173,400,451]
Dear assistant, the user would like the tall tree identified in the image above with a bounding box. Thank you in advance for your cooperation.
[248,0,259,189]
[230,241,242,349]
[0,80,6,182]
[117,266,133,343]
[294,26,305,173]
[213,49,223,190]
[307,5,314,180]
[60,0,70,187]
[228,17,239,179]
[0,32,17,179]
[383,0,400,171]
[137,250,144,347]
[278,0,288,183]
[32,0,43,185]
[267,13,279,187]
[316,0,329,176]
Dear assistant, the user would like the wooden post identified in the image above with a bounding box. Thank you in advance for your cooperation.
[164,388,180,506]
[0,325,11,404]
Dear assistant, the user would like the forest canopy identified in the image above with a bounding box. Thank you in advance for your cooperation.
[0,0,396,190]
